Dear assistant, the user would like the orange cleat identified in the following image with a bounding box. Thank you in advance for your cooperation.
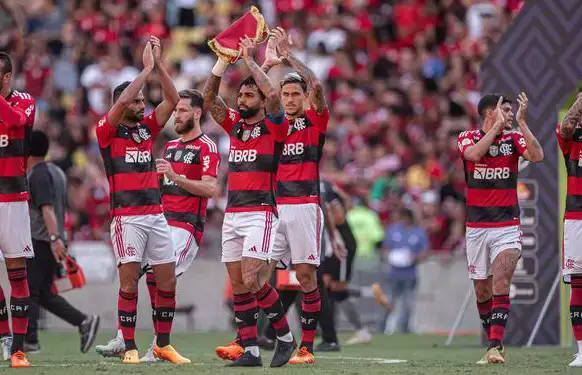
[289,346,315,365]
[215,339,244,361]
[10,351,31,368]
[153,344,191,364]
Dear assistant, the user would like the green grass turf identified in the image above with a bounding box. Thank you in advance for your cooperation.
[2,331,576,374]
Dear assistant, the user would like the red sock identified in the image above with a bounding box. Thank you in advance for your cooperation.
[146,273,158,335]
[301,288,321,352]
[477,298,492,339]
[0,284,10,336]
[489,294,510,344]
[118,290,138,350]
[155,289,175,347]
[570,277,582,340]
[8,267,30,353]
[233,293,258,348]
[255,283,290,338]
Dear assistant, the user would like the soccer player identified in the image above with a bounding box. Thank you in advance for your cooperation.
[95,36,188,364]
[458,93,543,364]
[203,36,295,367]
[95,89,219,362]
[0,51,36,368]
[556,88,582,367]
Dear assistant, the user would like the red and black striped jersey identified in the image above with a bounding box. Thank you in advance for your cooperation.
[0,90,36,202]
[458,129,526,228]
[96,112,163,217]
[557,124,582,220]
[220,108,289,214]
[276,106,329,205]
[162,134,220,244]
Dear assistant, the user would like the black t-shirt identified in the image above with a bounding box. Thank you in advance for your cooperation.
[320,179,357,253]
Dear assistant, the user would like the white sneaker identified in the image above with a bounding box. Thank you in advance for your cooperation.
[345,329,373,345]
[569,353,582,367]
[0,335,12,361]
[95,330,125,358]
[140,336,159,363]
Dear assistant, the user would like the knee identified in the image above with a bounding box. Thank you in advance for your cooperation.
[242,271,262,293]
[230,279,247,295]
[296,269,317,291]
[474,281,492,302]
[119,274,140,294]
[157,274,177,292]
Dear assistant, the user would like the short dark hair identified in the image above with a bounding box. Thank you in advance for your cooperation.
[179,89,204,110]
[477,94,512,119]
[29,130,49,157]
[238,76,265,99]
[0,52,12,75]
[280,72,307,92]
[112,81,131,103]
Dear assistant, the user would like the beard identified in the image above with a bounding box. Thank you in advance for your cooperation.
[175,118,194,134]
[126,110,144,123]
[238,106,260,119]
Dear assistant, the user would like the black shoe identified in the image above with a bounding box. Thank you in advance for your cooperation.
[257,335,275,350]
[23,342,40,354]
[315,341,340,352]
[79,315,100,353]
[270,337,296,368]
[226,350,263,367]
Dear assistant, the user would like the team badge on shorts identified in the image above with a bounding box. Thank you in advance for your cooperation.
[242,129,251,142]
[132,132,142,144]
[174,150,183,161]
[489,145,498,157]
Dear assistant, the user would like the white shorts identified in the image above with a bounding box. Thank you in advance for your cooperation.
[171,226,199,276]
[0,202,34,259]
[110,213,175,266]
[271,203,324,267]
[465,225,522,280]
[221,211,279,263]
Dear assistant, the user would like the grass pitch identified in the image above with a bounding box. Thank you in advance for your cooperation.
[2,331,576,374]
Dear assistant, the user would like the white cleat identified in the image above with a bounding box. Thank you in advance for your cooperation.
[1,335,12,361]
[140,337,159,363]
[345,329,373,345]
[569,353,582,367]
[95,330,125,358]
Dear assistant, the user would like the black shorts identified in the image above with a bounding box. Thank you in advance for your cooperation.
[322,246,356,282]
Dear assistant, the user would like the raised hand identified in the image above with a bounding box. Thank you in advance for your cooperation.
[516,91,528,124]
[264,34,284,66]
[239,36,257,62]
[272,27,292,58]
[150,35,162,67]
[142,40,154,72]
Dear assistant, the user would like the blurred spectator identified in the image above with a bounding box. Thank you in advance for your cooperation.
[0,0,523,257]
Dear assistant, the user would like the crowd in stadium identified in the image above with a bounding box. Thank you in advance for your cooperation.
[0,0,524,260]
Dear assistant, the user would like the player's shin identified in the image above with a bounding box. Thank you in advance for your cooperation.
[570,276,582,354]
[300,288,321,353]
[473,278,493,338]
[7,267,30,354]
[489,294,510,347]
[254,283,292,342]
[233,293,260,356]
[155,289,175,347]
[0,284,10,337]
[118,290,138,351]
[146,272,158,336]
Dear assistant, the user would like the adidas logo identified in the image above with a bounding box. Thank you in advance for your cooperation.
[267,313,278,319]
[307,254,316,261]
[248,246,257,252]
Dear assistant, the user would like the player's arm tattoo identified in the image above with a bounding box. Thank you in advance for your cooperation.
[202,74,227,124]
[286,53,326,114]
[518,122,544,162]
[245,59,282,117]
[561,96,582,140]
[241,258,270,293]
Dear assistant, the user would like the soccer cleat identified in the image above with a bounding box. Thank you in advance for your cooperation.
[314,341,340,352]
[257,335,275,350]
[215,339,244,361]
[570,353,582,367]
[226,350,262,367]
[95,331,125,358]
[485,346,504,364]
[345,329,373,345]
[289,346,315,365]
[153,344,191,364]
[122,349,140,364]
[1,335,12,360]
[140,345,158,363]
[477,345,505,365]
[270,337,296,367]
[79,315,100,353]
[10,351,30,368]
[23,342,40,354]
[371,283,391,311]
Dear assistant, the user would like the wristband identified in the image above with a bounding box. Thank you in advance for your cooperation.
[212,60,228,77]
